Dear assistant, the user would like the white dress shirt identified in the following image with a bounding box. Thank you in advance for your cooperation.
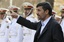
[40,16,51,34]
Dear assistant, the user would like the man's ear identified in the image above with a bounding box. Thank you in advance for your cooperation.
[45,9,49,15]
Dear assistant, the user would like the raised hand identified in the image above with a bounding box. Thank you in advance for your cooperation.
[10,10,18,18]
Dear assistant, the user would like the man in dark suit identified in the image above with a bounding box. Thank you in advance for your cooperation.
[10,2,63,42]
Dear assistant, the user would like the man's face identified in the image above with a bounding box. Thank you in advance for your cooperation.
[0,13,5,19]
[36,6,48,21]
[61,11,64,18]
[24,8,31,16]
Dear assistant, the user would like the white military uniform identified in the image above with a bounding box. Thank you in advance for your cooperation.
[0,18,10,42]
[8,5,23,42]
[23,14,38,42]
[0,8,10,42]
[22,2,38,42]
[60,18,64,36]
[60,6,64,36]
[8,18,23,42]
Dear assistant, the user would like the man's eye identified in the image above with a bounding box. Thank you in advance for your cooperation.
[38,10,40,11]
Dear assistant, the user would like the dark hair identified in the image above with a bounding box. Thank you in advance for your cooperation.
[36,2,52,16]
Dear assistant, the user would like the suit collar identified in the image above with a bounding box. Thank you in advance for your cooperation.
[35,22,42,35]
[41,16,52,26]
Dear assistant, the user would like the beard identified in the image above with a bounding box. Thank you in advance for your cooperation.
[37,15,46,21]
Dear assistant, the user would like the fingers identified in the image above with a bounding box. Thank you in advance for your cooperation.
[10,10,18,15]
[9,10,18,18]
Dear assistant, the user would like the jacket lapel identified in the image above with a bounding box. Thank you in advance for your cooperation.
[35,22,42,36]
[34,22,42,40]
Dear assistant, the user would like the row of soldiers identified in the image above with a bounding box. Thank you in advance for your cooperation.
[0,7,23,42]
[0,2,64,42]
[0,2,38,42]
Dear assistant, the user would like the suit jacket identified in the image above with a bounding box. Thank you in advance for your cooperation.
[17,16,63,42]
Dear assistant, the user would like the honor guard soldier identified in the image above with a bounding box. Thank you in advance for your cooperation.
[0,8,10,42]
[60,6,64,41]
[8,5,23,42]
[22,2,38,42]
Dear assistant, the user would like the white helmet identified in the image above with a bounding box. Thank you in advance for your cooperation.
[52,10,57,15]
[0,8,8,14]
[60,5,64,12]
[22,2,34,9]
[8,5,20,10]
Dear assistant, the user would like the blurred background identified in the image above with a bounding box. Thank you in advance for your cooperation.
[0,0,64,16]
